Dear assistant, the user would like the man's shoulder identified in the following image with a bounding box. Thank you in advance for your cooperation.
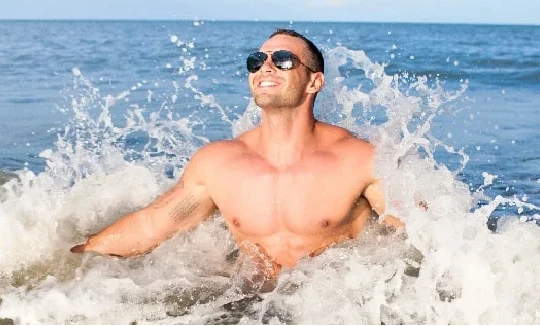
[318,122,374,154]
[193,139,248,162]
[337,134,374,152]
[184,139,248,183]
[336,138,375,168]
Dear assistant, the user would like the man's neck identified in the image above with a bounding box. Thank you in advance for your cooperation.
[258,106,317,168]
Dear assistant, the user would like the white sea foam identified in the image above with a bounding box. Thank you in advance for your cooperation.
[1,43,539,324]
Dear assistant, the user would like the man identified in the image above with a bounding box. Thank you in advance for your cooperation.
[71,29,403,279]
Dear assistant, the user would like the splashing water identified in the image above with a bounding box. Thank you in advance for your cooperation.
[1,38,539,325]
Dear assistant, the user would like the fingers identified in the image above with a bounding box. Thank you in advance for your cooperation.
[70,244,86,253]
[383,215,405,229]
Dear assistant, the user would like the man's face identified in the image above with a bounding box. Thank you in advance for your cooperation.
[248,35,313,110]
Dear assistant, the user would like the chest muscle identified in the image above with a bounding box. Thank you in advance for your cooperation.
[208,154,365,236]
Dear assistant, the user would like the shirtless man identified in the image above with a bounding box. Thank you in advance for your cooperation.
[71,29,403,278]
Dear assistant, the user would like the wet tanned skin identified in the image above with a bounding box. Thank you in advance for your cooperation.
[71,33,403,279]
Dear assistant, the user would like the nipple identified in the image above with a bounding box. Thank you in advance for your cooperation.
[319,219,330,228]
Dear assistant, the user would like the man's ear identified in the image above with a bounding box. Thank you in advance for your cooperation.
[306,72,325,94]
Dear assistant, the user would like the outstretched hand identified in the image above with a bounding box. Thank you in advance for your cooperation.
[70,244,86,253]
[70,243,125,257]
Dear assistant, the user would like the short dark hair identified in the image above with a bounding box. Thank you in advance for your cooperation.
[269,29,324,74]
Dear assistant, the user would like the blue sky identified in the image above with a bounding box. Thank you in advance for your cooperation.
[1,0,539,25]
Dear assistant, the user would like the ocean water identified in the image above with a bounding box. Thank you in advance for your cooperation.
[0,20,539,324]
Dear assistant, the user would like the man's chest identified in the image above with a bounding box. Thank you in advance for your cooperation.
[205,154,369,235]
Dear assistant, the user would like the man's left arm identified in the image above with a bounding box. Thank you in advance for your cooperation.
[363,179,405,229]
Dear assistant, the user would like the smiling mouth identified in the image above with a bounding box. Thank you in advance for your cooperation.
[259,81,278,87]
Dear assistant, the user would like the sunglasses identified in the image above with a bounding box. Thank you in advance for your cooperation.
[246,50,315,74]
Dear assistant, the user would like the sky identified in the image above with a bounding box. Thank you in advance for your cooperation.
[1,0,539,26]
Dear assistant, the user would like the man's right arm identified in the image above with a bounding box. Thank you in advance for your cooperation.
[70,147,217,257]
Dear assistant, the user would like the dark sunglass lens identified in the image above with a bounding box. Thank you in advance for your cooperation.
[271,50,294,70]
[246,52,267,73]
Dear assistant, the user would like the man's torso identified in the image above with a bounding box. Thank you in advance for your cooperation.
[200,123,375,268]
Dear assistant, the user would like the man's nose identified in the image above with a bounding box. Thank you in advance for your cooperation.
[260,55,276,72]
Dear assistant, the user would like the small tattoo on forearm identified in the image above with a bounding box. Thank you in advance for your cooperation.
[168,192,199,221]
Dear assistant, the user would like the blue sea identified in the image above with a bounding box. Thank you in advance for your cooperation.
[0,20,539,324]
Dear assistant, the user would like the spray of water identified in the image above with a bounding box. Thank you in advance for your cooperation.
[1,37,539,324]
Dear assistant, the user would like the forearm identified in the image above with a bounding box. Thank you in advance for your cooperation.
[71,168,217,257]
[82,211,169,257]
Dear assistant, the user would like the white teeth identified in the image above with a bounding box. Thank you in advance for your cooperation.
[260,81,277,87]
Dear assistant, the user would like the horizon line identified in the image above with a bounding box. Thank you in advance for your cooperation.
[0,18,538,27]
